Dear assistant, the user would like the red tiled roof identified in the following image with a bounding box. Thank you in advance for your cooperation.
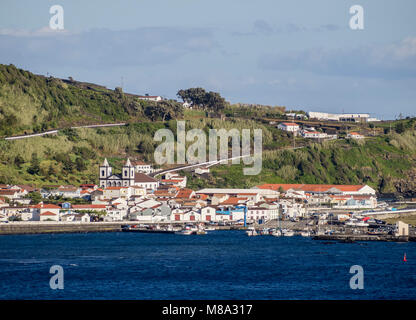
[175,188,194,199]
[40,211,57,216]
[31,203,61,209]
[0,190,18,195]
[257,184,366,193]
[280,122,299,126]
[220,197,248,205]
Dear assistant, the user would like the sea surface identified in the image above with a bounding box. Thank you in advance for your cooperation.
[0,230,415,299]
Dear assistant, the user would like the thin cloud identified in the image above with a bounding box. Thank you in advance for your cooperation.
[0,27,219,68]
[258,37,416,79]
[233,21,341,36]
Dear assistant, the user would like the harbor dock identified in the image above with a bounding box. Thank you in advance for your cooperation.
[0,221,244,235]
[313,234,416,242]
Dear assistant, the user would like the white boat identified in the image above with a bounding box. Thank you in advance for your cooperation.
[300,231,311,237]
[246,227,258,236]
[282,229,295,237]
[271,229,282,237]
[175,224,197,235]
[259,228,269,235]
[174,229,194,235]
[205,226,216,231]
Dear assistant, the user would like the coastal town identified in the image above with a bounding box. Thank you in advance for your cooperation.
[1,158,415,241]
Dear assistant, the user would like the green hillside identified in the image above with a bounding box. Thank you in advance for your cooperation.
[0,64,182,136]
[0,64,415,197]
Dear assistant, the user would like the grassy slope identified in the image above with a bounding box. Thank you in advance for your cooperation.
[0,64,146,136]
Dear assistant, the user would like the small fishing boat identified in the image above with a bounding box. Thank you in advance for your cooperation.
[282,229,295,237]
[259,228,269,235]
[300,230,311,237]
[246,227,258,236]
[174,229,194,235]
[175,224,195,235]
[271,229,282,237]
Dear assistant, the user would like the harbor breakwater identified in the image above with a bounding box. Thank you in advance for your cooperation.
[0,222,239,235]
[0,221,125,235]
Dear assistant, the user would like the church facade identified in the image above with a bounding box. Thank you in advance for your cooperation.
[99,158,159,190]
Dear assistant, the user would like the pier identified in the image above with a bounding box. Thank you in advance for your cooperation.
[313,234,415,242]
[0,221,125,235]
[0,221,244,235]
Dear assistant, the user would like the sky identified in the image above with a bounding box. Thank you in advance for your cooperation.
[0,0,415,119]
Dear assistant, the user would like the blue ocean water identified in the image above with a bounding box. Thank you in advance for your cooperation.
[0,231,415,299]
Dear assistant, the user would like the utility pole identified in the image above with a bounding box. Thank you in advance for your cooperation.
[292,117,296,149]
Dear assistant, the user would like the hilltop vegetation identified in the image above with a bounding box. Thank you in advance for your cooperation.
[0,64,415,197]
[0,64,183,136]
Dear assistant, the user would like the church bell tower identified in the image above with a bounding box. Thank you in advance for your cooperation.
[122,158,135,186]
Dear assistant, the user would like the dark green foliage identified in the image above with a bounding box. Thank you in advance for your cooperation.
[27,153,40,175]
[395,122,405,134]
[177,87,227,111]
[75,157,86,171]
[144,100,183,121]
[72,146,96,160]
[14,155,24,169]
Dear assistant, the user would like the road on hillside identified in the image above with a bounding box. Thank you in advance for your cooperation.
[150,146,305,177]
[3,123,127,140]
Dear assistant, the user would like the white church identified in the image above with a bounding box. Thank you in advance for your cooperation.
[99,158,159,190]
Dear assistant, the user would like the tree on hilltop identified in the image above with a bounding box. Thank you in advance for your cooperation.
[177,87,227,111]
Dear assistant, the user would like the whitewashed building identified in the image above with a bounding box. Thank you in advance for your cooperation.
[277,122,300,132]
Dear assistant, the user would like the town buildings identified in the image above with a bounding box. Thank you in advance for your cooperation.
[0,159,384,224]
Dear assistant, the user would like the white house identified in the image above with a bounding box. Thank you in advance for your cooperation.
[195,167,210,175]
[39,211,60,222]
[137,95,162,102]
[0,189,26,200]
[102,186,134,199]
[277,122,300,132]
[134,173,159,190]
[183,210,202,222]
[31,203,61,221]
[131,161,154,174]
[201,206,216,222]
[246,207,279,222]
[301,130,336,140]
[106,208,128,221]
[347,132,365,139]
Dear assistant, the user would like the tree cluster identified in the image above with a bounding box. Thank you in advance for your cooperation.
[177,87,227,111]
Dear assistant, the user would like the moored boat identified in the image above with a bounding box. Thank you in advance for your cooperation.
[300,230,311,237]
[282,229,295,237]
[174,229,194,235]
[246,227,258,236]
[271,229,282,237]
